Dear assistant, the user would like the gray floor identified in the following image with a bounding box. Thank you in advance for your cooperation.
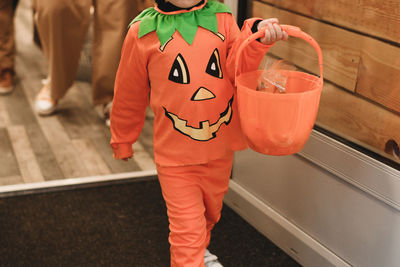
[0,0,154,186]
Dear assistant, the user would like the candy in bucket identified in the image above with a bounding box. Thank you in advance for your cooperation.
[257,58,296,93]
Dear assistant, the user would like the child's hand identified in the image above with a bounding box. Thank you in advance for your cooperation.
[257,18,288,45]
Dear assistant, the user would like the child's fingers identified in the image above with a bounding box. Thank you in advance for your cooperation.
[267,23,277,42]
[282,31,289,40]
[261,18,279,26]
[273,23,282,40]
[257,18,289,44]
[257,18,279,30]
[261,29,271,44]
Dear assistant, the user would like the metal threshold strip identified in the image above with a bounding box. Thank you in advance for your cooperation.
[0,170,158,198]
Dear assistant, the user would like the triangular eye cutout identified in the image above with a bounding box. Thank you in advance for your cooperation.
[169,54,190,84]
[206,48,223,79]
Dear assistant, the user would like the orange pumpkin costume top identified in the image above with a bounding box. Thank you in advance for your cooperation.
[110,0,271,166]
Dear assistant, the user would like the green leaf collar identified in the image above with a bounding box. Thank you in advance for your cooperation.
[129,0,231,46]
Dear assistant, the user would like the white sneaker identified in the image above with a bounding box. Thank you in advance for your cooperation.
[0,85,13,95]
[34,83,57,116]
[204,249,223,267]
[0,71,14,95]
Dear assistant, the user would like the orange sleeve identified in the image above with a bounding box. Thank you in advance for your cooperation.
[226,16,273,84]
[110,23,150,159]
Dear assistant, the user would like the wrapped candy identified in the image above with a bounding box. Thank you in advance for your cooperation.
[257,59,296,93]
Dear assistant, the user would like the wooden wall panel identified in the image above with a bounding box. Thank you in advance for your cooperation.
[253,1,400,113]
[259,0,400,43]
[317,83,400,163]
[356,41,400,113]
[252,0,400,162]
[253,1,360,92]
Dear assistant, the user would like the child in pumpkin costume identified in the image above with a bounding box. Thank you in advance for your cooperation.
[110,0,287,266]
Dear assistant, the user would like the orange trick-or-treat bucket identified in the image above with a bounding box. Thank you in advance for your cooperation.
[235,25,324,155]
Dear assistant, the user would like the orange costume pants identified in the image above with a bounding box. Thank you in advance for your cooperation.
[156,153,234,267]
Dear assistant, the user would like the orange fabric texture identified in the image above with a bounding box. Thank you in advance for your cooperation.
[110,7,271,166]
[156,152,234,267]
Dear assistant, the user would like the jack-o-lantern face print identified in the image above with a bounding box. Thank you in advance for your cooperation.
[163,47,233,142]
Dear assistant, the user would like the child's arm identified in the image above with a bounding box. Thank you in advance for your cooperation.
[110,24,150,160]
[225,16,287,82]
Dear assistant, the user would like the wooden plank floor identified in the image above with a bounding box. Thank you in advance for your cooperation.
[0,0,155,186]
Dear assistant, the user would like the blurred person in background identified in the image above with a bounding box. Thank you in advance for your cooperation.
[32,0,152,125]
[0,0,19,95]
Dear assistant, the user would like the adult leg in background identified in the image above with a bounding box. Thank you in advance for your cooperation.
[91,0,152,106]
[33,0,91,101]
[0,0,18,94]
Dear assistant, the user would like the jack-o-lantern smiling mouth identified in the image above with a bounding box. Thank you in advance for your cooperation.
[163,96,233,141]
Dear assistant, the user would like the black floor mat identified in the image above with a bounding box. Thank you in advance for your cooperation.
[0,179,301,267]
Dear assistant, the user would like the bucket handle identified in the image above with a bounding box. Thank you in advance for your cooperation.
[234,25,323,86]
